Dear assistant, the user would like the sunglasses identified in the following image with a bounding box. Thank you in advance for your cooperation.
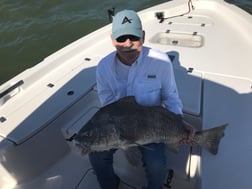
[116,35,140,43]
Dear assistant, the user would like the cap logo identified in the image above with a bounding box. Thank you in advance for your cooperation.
[121,16,132,24]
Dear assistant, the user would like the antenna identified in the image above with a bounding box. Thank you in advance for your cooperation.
[107,8,115,23]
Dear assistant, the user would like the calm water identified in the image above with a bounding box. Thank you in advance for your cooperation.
[0,0,252,84]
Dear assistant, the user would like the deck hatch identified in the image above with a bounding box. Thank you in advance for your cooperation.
[150,32,203,48]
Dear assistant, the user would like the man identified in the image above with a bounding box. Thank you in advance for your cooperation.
[89,10,183,189]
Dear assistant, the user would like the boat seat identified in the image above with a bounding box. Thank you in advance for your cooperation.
[167,51,202,116]
[61,89,100,141]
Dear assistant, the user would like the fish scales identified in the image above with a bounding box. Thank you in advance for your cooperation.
[73,96,227,155]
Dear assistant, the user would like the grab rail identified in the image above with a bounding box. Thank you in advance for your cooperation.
[0,80,24,99]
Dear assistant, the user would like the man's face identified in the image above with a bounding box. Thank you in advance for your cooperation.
[112,31,145,65]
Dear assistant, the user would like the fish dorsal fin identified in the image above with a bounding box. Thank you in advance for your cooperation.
[118,96,137,104]
[182,120,195,132]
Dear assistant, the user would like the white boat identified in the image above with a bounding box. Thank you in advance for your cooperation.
[1,0,252,188]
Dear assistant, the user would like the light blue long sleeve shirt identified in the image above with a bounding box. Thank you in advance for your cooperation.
[96,46,183,115]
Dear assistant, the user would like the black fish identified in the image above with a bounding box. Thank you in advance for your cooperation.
[73,96,227,155]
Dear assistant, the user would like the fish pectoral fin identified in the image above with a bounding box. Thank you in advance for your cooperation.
[124,147,142,167]
[165,143,179,153]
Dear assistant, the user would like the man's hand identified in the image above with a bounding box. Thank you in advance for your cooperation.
[179,120,196,145]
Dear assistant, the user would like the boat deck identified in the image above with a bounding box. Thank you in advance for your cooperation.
[1,0,252,188]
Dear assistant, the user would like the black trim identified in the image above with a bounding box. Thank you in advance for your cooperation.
[0,80,24,99]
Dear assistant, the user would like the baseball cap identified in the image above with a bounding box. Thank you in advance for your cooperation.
[112,10,143,40]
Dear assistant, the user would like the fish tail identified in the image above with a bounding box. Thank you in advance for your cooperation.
[194,124,228,155]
